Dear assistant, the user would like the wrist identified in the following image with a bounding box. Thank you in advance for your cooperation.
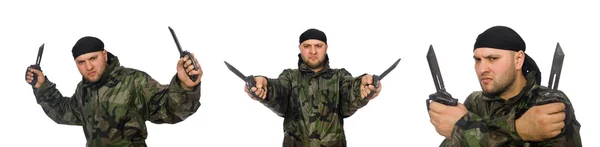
[515,118,529,141]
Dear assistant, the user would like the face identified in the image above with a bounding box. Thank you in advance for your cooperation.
[75,50,108,82]
[299,39,328,69]
[473,48,524,95]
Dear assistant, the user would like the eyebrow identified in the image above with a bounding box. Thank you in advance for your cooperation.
[76,55,98,62]
[473,54,500,59]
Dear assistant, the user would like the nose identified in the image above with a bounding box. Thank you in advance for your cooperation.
[477,60,490,75]
[309,46,317,55]
[85,61,94,71]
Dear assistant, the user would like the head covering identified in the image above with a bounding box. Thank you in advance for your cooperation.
[299,28,327,44]
[474,26,541,84]
[72,36,105,59]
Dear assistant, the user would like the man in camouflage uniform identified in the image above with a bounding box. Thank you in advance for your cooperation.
[244,28,382,146]
[428,26,581,146]
[24,36,202,147]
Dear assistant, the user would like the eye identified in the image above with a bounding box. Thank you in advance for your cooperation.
[77,61,85,65]
[90,56,97,60]
[490,57,498,61]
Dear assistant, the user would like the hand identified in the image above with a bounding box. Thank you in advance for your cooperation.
[428,101,468,139]
[25,67,45,89]
[360,74,382,100]
[177,53,202,90]
[244,76,267,100]
[516,102,566,141]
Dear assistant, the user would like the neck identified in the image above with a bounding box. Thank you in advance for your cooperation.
[311,66,323,73]
[499,73,527,100]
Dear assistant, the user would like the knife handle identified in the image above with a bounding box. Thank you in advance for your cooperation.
[181,51,199,82]
[426,91,458,111]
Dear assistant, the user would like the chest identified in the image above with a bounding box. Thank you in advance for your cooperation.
[290,73,341,116]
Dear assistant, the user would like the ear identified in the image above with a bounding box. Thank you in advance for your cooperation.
[515,50,525,70]
[103,49,108,61]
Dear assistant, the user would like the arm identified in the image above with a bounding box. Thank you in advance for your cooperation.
[339,69,369,118]
[440,93,523,147]
[137,73,201,124]
[440,92,582,147]
[258,69,292,117]
[33,76,82,126]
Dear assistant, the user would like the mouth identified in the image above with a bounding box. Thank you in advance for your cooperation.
[87,71,96,76]
[480,77,493,84]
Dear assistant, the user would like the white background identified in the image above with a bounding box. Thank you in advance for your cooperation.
[1,0,598,146]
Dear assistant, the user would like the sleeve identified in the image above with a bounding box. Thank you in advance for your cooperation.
[339,69,369,118]
[258,69,292,117]
[137,73,201,124]
[440,93,524,147]
[33,76,82,126]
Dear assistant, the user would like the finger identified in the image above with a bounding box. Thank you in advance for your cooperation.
[361,76,368,86]
[187,70,200,76]
[541,102,566,114]
[366,75,373,85]
[251,87,257,92]
[186,64,195,73]
[30,68,42,75]
[548,130,561,139]
[547,111,566,123]
[185,59,193,67]
[430,118,438,126]
[548,121,565,132]
[368,85,375,91]
[177,58,185,69]
[376,82,382,92]
[183,53,190,61]
[260,89,266,99]
[244,85,249,93]
[429,101,447,113]
[428,110,442,121]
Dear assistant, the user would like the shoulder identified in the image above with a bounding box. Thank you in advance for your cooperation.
[113,66,152,82]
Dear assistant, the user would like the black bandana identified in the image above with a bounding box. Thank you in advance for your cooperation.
[299,28,327,44]
[72,36,104,59]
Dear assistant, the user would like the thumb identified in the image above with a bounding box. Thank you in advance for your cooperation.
[30,68,42,75]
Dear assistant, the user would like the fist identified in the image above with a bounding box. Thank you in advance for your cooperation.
[516,102,566,141]
[25,67,45,89]
[428,101,468,139]
[177,52,202,90]
[244,76,268,100]
[360,74,382,100]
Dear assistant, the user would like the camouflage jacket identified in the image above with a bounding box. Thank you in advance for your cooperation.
[441,70,581,147]
[259,54,369,147]
[32,52,201,147]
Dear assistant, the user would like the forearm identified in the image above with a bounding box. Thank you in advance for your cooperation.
[259,77,289,117]
[442,112,523,147]
[341,73,369,118]
[146,75,201,124]
[33,77,81,125]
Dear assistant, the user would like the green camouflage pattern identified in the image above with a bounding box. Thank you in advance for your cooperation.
[440,70,581,147]
[32,52,201,147]
[258,54,369,147]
